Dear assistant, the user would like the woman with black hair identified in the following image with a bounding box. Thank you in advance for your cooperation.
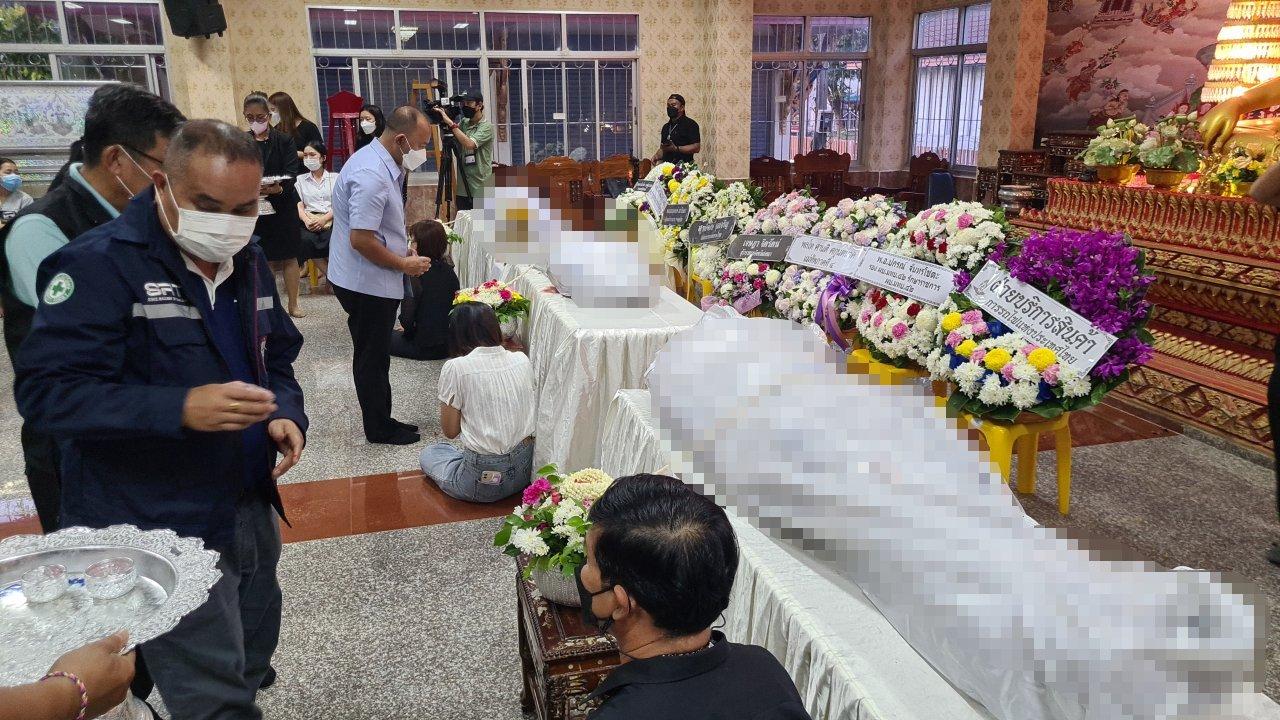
[419,301,536,503]
[391,219,459,360]
[296,140,334,285]
[355,103,385,151]
[269,91,324,157]
[245,91,305,317]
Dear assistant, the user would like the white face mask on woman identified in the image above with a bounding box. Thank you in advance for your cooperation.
[270,110,281,125]
[360,120,377,135]
[157,175,257,263]
[303,156,323,172]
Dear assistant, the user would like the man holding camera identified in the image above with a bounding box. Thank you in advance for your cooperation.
[430,92,493,211]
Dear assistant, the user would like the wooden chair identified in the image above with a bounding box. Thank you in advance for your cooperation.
[324,90,364,171]
[749,156,793,203]
[885,152,951,213]
[793,149,853,206]
[592,154,635,197]
[527,155,588,213]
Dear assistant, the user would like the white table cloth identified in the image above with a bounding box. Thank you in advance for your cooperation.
[516,283,701,471]
[596,388,995,720]
[451,210,504,289]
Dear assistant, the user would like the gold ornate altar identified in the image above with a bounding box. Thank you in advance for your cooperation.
[1015,179,1277,453]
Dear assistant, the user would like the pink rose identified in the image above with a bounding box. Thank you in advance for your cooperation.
[891,322,908,339]
[735,274,747,284]
[1042,364,1060,384]
[971,348,987,363]
[521,477,553,505]
[933,208,947,221]
[956,213,973,229]
[961,310,984,324]
[757,262,769,273]
[946,330,964,347]
[753,277,765,289]
[872,314,885,328]
[500,289,513,301]
[860,310,872,324]
[970,322,989,337]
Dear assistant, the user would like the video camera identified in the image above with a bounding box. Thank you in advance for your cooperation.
[424,95,466,127]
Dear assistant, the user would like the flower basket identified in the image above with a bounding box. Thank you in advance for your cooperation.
[1095,164,1140,185]
[454,280,530,327]
[1143,168,1186,189]
[530,567,581,606]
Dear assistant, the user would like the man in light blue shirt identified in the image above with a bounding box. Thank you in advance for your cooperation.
[328,105,433,445]
[0,83,183,535]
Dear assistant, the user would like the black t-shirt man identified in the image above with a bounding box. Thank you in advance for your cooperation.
[655,93,700,165]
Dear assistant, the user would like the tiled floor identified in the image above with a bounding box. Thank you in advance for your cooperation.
[1,291,1278,714]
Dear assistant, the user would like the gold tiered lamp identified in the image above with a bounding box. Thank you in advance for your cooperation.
[1199,1,1280,156]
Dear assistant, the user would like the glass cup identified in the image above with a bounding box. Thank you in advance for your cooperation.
[84,557,137,600]
[21,563,68,603]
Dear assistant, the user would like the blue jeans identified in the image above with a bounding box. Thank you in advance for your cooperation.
[420,437,535,503]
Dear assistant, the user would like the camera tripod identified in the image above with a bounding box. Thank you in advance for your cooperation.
[435,130,474,220]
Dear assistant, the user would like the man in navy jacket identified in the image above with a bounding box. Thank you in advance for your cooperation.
[15,119,307,720]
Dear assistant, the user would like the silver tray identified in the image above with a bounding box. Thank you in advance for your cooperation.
[0,524,221,686]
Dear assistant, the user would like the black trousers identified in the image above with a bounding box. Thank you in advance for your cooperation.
[333,284,401,440]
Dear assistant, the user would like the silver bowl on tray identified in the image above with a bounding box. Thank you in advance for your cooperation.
[0,525,221,718]
[997,184,1038,217]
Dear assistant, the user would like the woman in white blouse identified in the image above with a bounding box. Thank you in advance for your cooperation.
[295,140,334,285]
[420,302,536,503]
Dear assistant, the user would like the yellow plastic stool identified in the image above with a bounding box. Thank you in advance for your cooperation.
[305,260,321,290]
[962,412,1073,514]
[848,347,928,384]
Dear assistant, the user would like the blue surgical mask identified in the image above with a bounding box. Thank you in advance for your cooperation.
[1,174,21,193]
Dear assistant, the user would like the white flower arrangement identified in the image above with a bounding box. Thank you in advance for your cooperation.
[892,201,1009,273]
[495,464,614,579]
[811,195,906,247]
[854,287,940,366]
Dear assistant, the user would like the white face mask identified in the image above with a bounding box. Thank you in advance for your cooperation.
[270,110,281,125]
[360,120,377,135]
[158,176,257,263]
[399,136,428,172]
[303,157,323,172]
[249,120,269,135]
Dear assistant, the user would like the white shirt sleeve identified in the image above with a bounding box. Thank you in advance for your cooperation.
[437,359,460,409]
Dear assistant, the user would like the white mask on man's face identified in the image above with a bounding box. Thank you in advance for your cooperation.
[399,136,428,172]
[157,175,257,263]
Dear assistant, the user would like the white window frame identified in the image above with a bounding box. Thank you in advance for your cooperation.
[0,0,167,94]
[909,2,989,174]
[306,6,641,170]
[750,15,870,168]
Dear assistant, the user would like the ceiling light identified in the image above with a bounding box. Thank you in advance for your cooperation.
[108,17,133,25]
[64,1,82,9]
[396,25,417,40]
[453,22,469,29]
[344,19,357,26]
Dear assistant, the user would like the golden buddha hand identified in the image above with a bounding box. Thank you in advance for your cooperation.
[1200,97,1243,155]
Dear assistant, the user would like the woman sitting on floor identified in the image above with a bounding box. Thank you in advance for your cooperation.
[392,219,460,361]
[420,302,536,502]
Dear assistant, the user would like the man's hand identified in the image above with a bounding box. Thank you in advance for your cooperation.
[182,382,277,432]
[400,253,431,277]
[268,419,304,480]
[48,631,135,720]
[431,107,451,124]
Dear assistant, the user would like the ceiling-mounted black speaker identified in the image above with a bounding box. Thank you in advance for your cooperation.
[162,0,227,39]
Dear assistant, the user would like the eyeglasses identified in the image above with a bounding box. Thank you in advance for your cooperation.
[121,144,165,167]
[244,113,270,124]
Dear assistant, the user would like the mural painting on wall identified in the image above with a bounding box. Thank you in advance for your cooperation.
[1037,0,1230,134]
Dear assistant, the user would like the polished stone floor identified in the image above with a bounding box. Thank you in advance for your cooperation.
[1,289,1279,713]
